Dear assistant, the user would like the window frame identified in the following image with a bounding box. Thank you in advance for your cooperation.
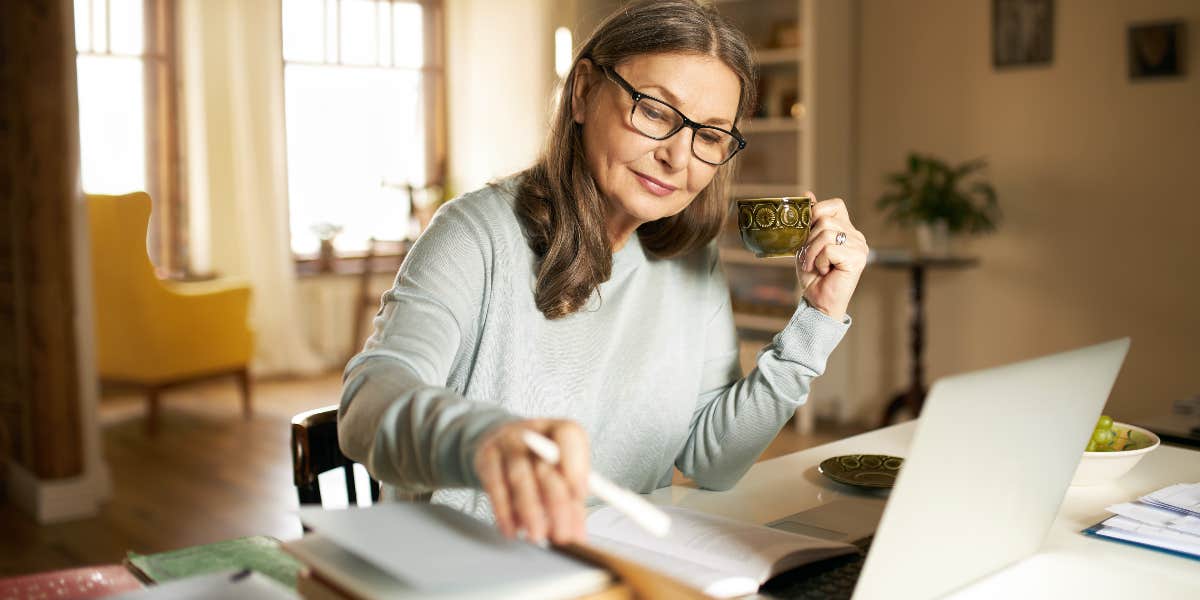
[75,0,185,278]
[280,0,447,266]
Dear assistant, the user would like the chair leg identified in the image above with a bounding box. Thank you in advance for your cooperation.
[146,386,161,435]
[237,367,253,419]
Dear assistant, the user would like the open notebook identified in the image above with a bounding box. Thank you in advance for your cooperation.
[287,502,856,599]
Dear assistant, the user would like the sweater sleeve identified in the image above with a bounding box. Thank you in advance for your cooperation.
[337,197,520,495]
[674,248,850,490]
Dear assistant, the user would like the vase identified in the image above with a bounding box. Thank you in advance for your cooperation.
[915,220,952,256]
[318,239,336,273]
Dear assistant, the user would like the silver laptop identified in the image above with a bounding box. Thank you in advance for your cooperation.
[767,338,1130,599]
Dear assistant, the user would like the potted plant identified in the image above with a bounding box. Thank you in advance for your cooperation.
[876,152,1000,255]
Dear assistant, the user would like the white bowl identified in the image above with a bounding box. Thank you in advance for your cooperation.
[1070,422,1160,486]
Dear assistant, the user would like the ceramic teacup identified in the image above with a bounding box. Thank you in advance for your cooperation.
[735,196,814,258]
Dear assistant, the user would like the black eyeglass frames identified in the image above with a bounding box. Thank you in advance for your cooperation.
[600,65,746,166]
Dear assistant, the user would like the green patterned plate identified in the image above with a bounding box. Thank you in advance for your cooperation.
[818,454,904,489]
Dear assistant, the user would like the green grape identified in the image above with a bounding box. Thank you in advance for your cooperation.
[1085,414,1119,452]
[1098,429,1116,447]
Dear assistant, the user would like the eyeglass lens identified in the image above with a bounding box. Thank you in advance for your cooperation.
[631,96,739,165]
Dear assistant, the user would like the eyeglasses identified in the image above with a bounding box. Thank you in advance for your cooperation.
[599,65,746,166]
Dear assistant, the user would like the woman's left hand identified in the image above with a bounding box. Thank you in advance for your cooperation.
[795,196,869,321]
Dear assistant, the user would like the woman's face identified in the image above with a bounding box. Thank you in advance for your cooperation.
[572,52,741,240]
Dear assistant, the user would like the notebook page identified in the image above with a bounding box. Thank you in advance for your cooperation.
[1101,516,1200,552]
[1106,502,1200,536]
[586,505,855,585]
[583,535,756,599]
[1091,522,1200,559]
[1141,483,1200,516]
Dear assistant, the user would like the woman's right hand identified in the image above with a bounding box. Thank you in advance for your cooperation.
[473,419,590,545]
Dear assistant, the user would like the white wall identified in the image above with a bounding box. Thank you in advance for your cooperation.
[444,0,569,194]
[849,0,1200,423]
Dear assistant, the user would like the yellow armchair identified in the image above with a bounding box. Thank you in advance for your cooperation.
[87,192,254,433]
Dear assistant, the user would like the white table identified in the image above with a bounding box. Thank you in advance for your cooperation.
[649,421,1200,598]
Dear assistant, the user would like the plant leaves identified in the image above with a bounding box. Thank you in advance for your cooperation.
[877,153,1001,234]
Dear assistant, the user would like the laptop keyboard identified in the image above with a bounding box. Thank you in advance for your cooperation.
[759,538,872,600]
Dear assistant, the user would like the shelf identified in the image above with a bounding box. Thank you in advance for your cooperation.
[720,246,761,266]
[741,116,803,134]
[753,47,802,66]
[733,311,791,334]
[731,183,808,198]
[719,246,795,269]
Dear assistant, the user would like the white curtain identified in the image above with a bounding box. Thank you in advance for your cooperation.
[177,0,324,376]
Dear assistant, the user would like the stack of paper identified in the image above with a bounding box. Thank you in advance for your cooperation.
[1084,482,1200,561]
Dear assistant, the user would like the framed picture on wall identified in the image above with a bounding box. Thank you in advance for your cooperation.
[992,0,1054,68]
[1129,21,1186,80]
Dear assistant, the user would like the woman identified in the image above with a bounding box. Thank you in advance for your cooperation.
[338,0,868,547]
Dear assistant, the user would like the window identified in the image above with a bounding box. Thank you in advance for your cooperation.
[282,0,444,256]
[74,0,181,274]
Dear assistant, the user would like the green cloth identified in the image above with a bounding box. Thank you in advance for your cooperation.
[126,535,302,590]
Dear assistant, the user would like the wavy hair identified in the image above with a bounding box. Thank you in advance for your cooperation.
[514,0,756,319]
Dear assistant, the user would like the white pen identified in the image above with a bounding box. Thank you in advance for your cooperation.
[521,430,672,538]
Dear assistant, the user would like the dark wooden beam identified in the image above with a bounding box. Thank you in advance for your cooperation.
[0,0,85,479]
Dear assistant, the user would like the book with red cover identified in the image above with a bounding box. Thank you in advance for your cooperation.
[0,564,144,599]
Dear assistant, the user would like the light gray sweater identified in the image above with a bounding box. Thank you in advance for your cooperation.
[337,177,850,522]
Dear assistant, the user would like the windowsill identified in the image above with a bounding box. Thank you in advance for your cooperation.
[294,240,412,278]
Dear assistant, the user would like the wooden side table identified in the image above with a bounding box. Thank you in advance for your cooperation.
[870,250,980,426]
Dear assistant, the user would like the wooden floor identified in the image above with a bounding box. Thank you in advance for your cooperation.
[0,373,865,577]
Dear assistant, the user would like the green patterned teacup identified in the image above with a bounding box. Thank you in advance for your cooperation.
[736,197,813,258]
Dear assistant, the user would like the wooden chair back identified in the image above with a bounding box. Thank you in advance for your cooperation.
[290,404,380,508]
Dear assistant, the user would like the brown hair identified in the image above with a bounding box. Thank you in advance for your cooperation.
[514,0,756,319]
